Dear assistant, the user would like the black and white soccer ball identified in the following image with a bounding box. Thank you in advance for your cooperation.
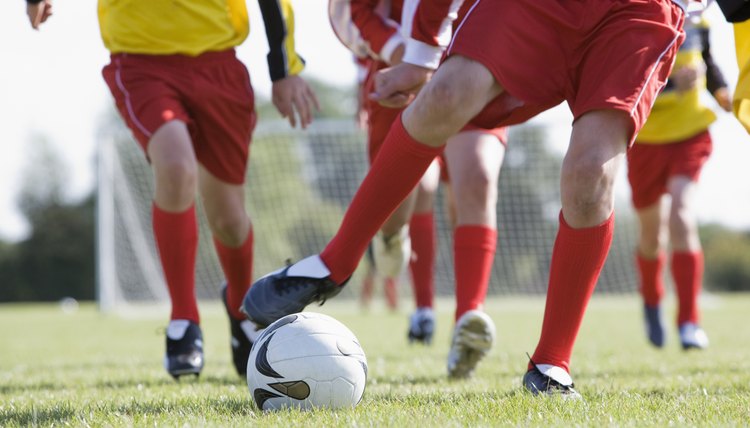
[246,312,367,411]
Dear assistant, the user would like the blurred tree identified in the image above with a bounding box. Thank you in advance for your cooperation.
[0,136,95,302]
[701,224,750,292]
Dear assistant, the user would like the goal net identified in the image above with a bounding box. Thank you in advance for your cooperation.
[96,116,639,311]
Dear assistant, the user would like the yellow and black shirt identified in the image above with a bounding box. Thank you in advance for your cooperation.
[637,15,727,144]
[97,0,304,80]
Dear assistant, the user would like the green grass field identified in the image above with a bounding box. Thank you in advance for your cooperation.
[1,294,749,427]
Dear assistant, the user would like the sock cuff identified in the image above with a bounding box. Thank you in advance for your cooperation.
[636,251,666,265]
[671,250,703,259]
[558,210,614,243]
[213,226,254,253]
[394,114,445,159]
[454,225,497,249]
[152,203,196,220]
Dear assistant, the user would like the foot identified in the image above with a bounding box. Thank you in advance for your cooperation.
[447,310,495,379]
[522,362,581,399]
[644,304,666,348]
[222,285,263,376]
[241,255,345,327]
[164,319,204,380]
[372,226,411,278]
[679,322,709,350]
[408,307,435,344]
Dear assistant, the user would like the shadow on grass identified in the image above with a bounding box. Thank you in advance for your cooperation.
[0,374,244,395]
[0,395,257,426]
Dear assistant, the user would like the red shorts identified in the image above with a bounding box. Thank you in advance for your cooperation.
[448,0,685,145]
[363,60,507,164]
[102,50,257,184]
[627,130,713,209]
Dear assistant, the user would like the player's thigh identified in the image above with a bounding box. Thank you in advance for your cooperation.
[404,55,502,145]
[147,120,197,172]
[444,131,504,196]
[667,175,698,215]
[635,201,667,256]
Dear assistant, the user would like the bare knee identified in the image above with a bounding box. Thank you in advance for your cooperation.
[561,151,617,225]
[209,211,250,246]
[153,158,197,209]
[454,169,496,223]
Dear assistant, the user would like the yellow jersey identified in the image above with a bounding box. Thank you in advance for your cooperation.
[734,20,750,132]
[636,16,726,144]
[97,0,304,80]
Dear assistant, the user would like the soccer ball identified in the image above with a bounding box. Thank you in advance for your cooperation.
[246,312,368,411]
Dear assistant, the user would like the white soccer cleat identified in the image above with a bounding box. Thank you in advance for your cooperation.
[679,322,709,350]
[447,310,495,379]
[372,225,411,278]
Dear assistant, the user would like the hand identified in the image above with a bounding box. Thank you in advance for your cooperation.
[369,62,433,108]
[27,0,53,30]
[670,66,699,92]
[271,75,320,129]
[713,87,732,112]
[356,83,369,129]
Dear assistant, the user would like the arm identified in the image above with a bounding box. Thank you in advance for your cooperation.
[328,0,404,64]
[370,0,464,107]
[699,23,731,111]
[258,0,320,128]
[715,0,750,22]
[401,0,464,69]
[26,0,53,30]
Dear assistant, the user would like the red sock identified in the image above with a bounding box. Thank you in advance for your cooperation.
[454,225,497,321]
[321,115,444,284]
[214,227,254,320]
[409,212,436,308]
[153,204,199,323]
[531,212,614,372]
[636,252,665,307]
[672,251,703,325]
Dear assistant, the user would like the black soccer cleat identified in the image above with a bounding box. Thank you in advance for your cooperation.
[164,320,204,380]
[523,358,582,399]
[407,308,436,344]
[222,284,263,376]
[644,304,666,348]
[241,255,346,328]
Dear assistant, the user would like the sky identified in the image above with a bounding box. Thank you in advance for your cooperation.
[0,1,748,242]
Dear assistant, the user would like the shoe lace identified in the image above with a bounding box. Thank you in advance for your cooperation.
[272,258,333,305]
[526,353,577,394]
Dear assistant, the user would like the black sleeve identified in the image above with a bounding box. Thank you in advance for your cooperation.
[258,0,290,82]
[26,0,44,4]
[700,26,728,94]
[716,0,750,23]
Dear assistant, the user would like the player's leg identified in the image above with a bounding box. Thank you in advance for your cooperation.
[148,121,200,324]
[147,120,204,379]
[668,175,708,350]
[365,64,417,280]
[627,140,671,347]
[198,166,262,373]
[102,54,210,379]
[407,160,440,344]
[445,130,504,378]
[242,55,504,327]
[524,109,628,397]
[634,201,668,347]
